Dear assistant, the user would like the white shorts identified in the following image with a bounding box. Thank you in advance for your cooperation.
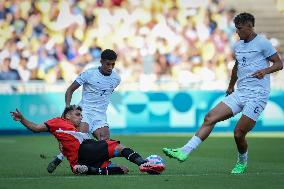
[81,112,109,133]
[222,89,269,121]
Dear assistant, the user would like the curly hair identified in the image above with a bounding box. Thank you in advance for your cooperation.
[62,105,82,118]
[101,49,117,60]
[234,12,255,27]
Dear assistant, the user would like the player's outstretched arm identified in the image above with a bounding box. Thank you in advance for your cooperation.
[10,109,48,132]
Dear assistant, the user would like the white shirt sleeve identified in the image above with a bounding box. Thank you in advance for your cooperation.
[261,39,277,59]
[75,70,89,85]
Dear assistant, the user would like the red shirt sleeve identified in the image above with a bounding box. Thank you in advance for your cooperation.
[44,117,64,133]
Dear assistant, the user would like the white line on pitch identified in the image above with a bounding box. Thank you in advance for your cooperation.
[1,172,284,180]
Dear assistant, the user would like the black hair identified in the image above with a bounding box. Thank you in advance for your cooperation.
[3,57,11,62]
[101,49,117,60]
[62,105,82,118]
[234,12,255,27]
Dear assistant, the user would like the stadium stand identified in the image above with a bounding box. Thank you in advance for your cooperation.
[277,0,284,14]
[0,0,283,92]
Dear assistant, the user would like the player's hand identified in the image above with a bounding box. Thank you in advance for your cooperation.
[225,87,234,96]
[118,165,129,174]
[10,109,23,121]
[252,69,266,79]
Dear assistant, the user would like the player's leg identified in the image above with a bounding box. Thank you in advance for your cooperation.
[47,122,89,173]
[163,101,236,162]
[47,141,66,173]
[76,140,130,175]
[93,126,110,140]
[47,153,64,173]
[231,96,267,174]
[114,143,165,174]
[88,118,110,140]
[234,115,255,154]
[196,102,234,140]
[79,122,89,133]
[114,143,147,165]
[231,114,255,174]
[76,139,164,175]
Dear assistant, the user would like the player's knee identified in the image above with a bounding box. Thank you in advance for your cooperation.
[99,132,110,140]
[94,127,110,140]
[234,128,245,140]
[115,144,125,154]
[99,134,110,140]
[79,122,89,133]
[203,112,216,126]
[80,125,89,133]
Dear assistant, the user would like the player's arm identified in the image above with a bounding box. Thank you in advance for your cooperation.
[252,53,283,79]
[10,109,48,132]
[65,81,81,107]
[226,60,238,95]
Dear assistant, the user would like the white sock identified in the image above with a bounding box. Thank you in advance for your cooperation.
[57,153,64,161]
[238,151,248,164]
[181,135,202,154]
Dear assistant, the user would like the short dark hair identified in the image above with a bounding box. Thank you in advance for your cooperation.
[101,49,117,60]
[62,105,82,118]
[234,12,255,27]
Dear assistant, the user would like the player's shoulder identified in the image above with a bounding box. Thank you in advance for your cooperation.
[45,117,64,126]
[256,34,272,45]
[256,34,269,41]
[111,69,121,80]
[47,117,62,122]
[77,67,99,80]
[83,67,99,74]
[232,40,242,50]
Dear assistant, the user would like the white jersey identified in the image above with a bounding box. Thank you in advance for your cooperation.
[233,34,277,93]
[75,67,121,121]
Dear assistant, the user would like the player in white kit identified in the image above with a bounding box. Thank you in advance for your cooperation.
[163,12,283,174]
[47,49,121,173]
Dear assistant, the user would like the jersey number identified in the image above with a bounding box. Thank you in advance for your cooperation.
[100,90,106,96]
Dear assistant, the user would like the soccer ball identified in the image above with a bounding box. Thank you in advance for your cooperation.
[146,155,164,165]
[145,155,165,174]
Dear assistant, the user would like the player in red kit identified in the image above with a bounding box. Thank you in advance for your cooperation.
[10,105,165,175]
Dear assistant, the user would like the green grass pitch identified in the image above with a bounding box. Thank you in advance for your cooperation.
[0,134,284,189]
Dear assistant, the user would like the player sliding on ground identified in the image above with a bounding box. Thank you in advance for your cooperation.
[163,12,283,174]
[10,105,165,175]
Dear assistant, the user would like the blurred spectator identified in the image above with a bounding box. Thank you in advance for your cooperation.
[0,0,282,91]
[0,1,9,20]
[17,56,31,81]
[0,57,20,80]
[276,0,284,14]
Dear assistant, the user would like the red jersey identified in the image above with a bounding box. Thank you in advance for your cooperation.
[45,117,91,168]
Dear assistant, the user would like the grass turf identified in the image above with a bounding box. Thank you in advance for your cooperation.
[0,134,284,189]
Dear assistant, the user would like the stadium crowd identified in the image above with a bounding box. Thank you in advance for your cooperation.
[277,0,284,14]
[0,0,283,91]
